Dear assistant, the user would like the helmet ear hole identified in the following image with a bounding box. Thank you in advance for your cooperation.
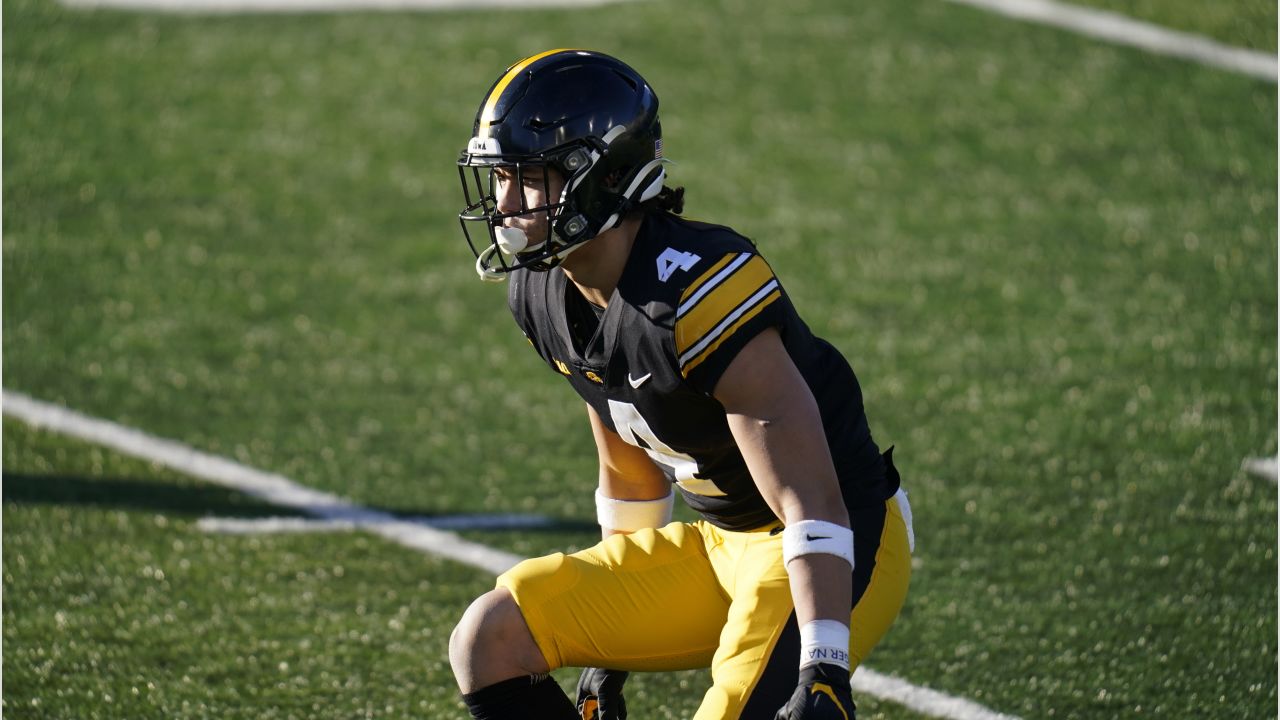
[602,168,626,191]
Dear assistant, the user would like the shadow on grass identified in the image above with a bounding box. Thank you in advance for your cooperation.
[2,472,294,518]
[0,472,598,533]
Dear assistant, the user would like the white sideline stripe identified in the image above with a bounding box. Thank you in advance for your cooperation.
[2,389,1022,720]
[853,667,1022,720]
[944,0,1277,83]
[197,513,556,534]
[199,516,359,534]
[1243,456,1278,483]
[1,389,524,575]
[58,0,631,13]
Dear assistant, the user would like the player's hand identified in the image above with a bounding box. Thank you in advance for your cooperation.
[774,663,856,720]
[576,667,629,720]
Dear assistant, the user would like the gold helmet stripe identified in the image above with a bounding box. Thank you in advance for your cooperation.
[478,48,579,136]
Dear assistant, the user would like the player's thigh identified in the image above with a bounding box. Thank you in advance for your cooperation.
[497,521,726,672]
[693,526,795,720]
[849,488,912,666]
[697,493,914,720]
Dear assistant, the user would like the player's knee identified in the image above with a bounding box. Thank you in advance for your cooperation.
[447,609,471,672]
[449,588,547,691]
[450,589,507,663]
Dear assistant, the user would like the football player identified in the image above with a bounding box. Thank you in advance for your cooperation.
[449,49,914,720]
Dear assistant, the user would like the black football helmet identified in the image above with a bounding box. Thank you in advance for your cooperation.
[457,49,666,281]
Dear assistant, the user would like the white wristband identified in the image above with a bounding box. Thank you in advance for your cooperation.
[800,619,851,670]
[595,488,674,532]
[782,520,855,568]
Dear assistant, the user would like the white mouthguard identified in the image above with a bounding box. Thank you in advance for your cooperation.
[494,226,530,254]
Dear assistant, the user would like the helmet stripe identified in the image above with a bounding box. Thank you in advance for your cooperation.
[478,48,579,136]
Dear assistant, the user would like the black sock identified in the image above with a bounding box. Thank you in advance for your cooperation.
[461,674,578,720]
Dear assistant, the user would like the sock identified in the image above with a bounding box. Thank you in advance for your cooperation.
[461,674,578,720]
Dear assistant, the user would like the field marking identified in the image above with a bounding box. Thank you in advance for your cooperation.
[2,389,1021,720]
[56,0,1277,84]
[198,516,361,534]
[1243,456,1278,483]
[945,0,1277,82]
[58,0,632,12]
[2,389,524,574]
[197,513,556,534]
[852,668,1021,720]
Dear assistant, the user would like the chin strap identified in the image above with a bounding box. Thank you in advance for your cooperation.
[474,230,579,281]
[475,245,507,282]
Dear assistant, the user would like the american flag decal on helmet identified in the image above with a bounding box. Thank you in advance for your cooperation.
[655,138,663,158]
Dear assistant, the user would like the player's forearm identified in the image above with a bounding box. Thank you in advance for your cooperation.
[787,553,853,628]
[597,465,670,502]
[587,402,674,537]
[724,399,854,629]
[713,329,858,664]
[779,488,855,671]
[728,422,852,626]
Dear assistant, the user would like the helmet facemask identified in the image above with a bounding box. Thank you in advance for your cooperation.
[458,138,607,281]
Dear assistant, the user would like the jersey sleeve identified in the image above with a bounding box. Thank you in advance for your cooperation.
[674,251,787,394]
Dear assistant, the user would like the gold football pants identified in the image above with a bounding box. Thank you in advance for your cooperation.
[496,490,913,720]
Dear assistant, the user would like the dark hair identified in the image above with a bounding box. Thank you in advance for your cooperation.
[639,185,685,215]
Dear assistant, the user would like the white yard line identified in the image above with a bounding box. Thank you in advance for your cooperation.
[853,668,1022,720]
[2,389,523,574]
[1243,456,1278,483]
[58,0,631,12]
[945,0,1276,82]
[57,0,1277,83]
[198,516,361,534]
[2,389,1022,720]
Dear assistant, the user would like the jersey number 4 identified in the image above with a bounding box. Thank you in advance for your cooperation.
[656,248,701,282]
[607,400,727,497]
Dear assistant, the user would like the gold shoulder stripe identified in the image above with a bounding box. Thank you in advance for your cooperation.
[675,254,776,356]
[680,286,781,377]
[679,252,739,306]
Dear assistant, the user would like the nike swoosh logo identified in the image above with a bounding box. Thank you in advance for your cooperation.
[806,534,831,541]
[811,683,849,720]
[628,372,652,389]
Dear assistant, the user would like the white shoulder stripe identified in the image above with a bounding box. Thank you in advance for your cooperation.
[678,278,780,366]
[677,252,752,319]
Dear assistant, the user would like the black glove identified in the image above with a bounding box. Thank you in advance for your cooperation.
[576,667,629,720]
[774,663,856,720]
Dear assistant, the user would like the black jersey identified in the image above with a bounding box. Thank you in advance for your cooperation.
[508,212,898,531]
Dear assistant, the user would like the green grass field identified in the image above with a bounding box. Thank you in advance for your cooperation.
[4,0,1276,717]
[1065,0,1276,52]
